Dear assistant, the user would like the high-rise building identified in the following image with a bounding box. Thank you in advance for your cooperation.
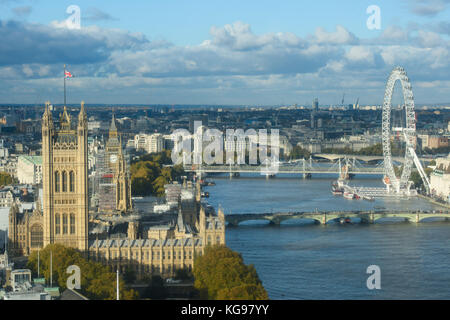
[313,98,319,112]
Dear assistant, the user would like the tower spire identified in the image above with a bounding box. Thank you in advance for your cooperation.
[43,101,53,127]
[60,106,71,130]
[109,112,118,138]
[78,101,87,127]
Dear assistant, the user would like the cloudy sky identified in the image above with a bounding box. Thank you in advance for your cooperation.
[0,0,449,106]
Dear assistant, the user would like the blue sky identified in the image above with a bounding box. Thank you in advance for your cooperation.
[0,0,449,105]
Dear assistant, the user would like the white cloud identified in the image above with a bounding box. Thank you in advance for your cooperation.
[209,21,303,51]
[21,64,33,76]
[415,30,442,47]
[0,19,449,104]
[345,46,375,63]
[313,25,358,45]
[408,0,450,17]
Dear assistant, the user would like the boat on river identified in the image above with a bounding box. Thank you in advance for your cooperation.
[343,192,355,199]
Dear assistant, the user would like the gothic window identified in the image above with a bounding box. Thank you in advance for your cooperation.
[119,183,123,200]
[62,171,67,192]
[70,213,75,234]
[63,214,68,234]
[117,182,121,201]
[30,224,43,248]
[55,213,60,235]
[69,171,75,192]
[55,171,60,192]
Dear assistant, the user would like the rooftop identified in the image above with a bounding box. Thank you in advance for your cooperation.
[18,155,42,166]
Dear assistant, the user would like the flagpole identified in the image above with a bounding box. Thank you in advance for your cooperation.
[50,250,53,288]
[64,64,66,107]
[116,269,120,300]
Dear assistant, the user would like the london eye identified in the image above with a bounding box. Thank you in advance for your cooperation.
[381,66,430,195]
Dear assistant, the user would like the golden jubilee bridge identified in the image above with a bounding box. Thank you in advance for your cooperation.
[184,156,390,179]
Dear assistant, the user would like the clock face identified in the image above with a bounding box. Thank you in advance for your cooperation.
[110,154,118,163]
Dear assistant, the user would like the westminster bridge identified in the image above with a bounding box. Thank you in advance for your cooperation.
[225,210,450,227]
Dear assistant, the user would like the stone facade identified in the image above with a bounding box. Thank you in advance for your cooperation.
[41,102,89,251]
[103,115,132,213]
[89,205,225,277]
[430,156,450,202]
[8,202,43,256]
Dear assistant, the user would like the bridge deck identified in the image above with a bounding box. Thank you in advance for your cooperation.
[225,210,450,226]
[184,164,384,175]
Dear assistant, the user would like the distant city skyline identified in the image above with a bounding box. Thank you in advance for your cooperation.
[0,0,449,105]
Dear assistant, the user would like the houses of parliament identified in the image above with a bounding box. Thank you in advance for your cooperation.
[8,102,225,277]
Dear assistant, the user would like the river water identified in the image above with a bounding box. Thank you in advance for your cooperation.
[204,174,450,299]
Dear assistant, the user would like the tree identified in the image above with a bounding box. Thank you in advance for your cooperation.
[217,284,269,300]
[130,150,185,197]
[0,172,16,186]
[193,245,268,300]
[27,244,138,300]
[123,266,137,284]
[288,146,311,160]
[142,275,167,300]
[175,267,192,281]
[411,167,433,190]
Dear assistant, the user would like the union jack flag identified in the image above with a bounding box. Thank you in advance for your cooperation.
[65,70,73,78]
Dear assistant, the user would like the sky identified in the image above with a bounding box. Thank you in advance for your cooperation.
[0,0,449,106]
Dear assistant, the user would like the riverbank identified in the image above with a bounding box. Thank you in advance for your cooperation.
[418,194,450,210]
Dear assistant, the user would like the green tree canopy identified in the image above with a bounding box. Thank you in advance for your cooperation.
[0,172,16,186]
[322,142,405,157]
[288,146,311,160]
[130,150,185,197]
[27,244,138,300]
[193,245,268,300]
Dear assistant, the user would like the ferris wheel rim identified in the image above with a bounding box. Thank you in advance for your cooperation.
[381,66,416,193]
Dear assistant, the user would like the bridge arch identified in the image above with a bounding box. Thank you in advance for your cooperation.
[279,216,321,225]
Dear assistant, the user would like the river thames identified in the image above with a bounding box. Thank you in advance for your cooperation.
[204,174,450,299]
